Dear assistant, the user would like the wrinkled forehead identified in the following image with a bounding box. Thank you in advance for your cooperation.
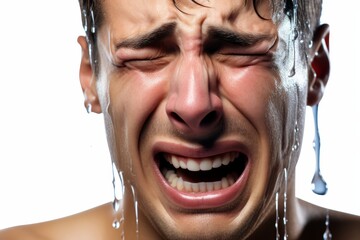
[99,0,277,40]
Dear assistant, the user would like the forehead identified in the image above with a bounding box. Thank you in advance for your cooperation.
[99,0,276,40]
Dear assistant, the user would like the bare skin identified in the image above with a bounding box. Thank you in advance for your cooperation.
[1,198,359,240]
[1,0,360,239]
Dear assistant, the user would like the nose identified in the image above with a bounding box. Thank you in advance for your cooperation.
[166,55,223,136]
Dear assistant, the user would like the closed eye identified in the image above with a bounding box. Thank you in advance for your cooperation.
[114,55,170,72]
[113,40,178,72]
[218,51,268,56]
[214,51,274,68]
[124,57,168,71]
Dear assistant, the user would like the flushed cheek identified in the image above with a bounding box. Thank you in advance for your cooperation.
[105,70,169,187]
[108,70,168,138]
[220,66,277,132]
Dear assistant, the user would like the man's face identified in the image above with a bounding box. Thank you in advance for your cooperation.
[94,0,306,239]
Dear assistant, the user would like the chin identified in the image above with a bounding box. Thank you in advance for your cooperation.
[150,212,258,240]
[139,175,268,240]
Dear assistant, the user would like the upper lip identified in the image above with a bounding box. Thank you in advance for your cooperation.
[152,139,251,159]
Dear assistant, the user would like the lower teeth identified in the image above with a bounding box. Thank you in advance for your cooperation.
[163,169,237,193]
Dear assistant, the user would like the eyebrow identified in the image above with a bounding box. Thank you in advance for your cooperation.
[115,22,177,50]
[205,26,274,48]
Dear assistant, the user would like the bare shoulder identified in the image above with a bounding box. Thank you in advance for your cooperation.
[326,208,360,238]
[0,203,118,240]
[299,199,360,239]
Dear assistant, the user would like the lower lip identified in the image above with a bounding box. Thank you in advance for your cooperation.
[153,160,250,210]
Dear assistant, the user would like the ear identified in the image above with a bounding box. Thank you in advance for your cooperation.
[307,24,330,106]
[77,36,102,113]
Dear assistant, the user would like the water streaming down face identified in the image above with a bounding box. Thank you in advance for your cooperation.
[274,2,332,239]
[81,3,130,236]
[323,210,332,240]
[274,124,300,240]
[275,192,280,240]
[284,0,299,77]
[283,168,289,240]
[273,1,300,235]
[111,162,140,239]
[275,168,289,240]
[130,185,139,240]
[83,0,329,238]
[111,163,125,233]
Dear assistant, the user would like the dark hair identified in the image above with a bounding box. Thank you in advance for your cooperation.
[78,0,322,70]
[78,0,103,71]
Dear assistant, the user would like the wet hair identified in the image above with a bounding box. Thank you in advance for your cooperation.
[78,0,322,70]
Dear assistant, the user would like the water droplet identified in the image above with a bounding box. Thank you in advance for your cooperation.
[86,103,92,114]
[112,163,125,202]
[292,29,298,41]
[292,122,300,151]
[113,199,121,212]
[292,142,299,151]
[288,66,295,77]
[312,172,328,195]
[90,5,96,34]
[112,220,120,229]
[82,9,88,32]
[308,40,313,49]
[323,229,333,240]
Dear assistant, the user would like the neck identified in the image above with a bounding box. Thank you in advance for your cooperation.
[249,174,308,240]
[119,177,310,240]
[121,187,162,240]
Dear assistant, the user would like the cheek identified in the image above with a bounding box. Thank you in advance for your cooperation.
[220,66,277,130]
[107,70,168,140]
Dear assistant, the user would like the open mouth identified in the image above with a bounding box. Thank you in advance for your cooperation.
[158,152,248,193]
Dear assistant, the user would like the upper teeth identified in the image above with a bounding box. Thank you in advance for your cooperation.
[164,152,239,172]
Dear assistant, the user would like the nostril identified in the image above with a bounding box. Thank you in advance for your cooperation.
[170,112,186,124]
[170,110,221,129]
[200,111,219,127]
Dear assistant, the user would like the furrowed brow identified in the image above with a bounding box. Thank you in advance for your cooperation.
[206,26,273,48]
[115,22,176,49]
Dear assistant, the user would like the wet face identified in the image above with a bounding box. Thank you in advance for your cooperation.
[93,0,307,239]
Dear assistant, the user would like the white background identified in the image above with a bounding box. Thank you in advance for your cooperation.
[0,0,359,229]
